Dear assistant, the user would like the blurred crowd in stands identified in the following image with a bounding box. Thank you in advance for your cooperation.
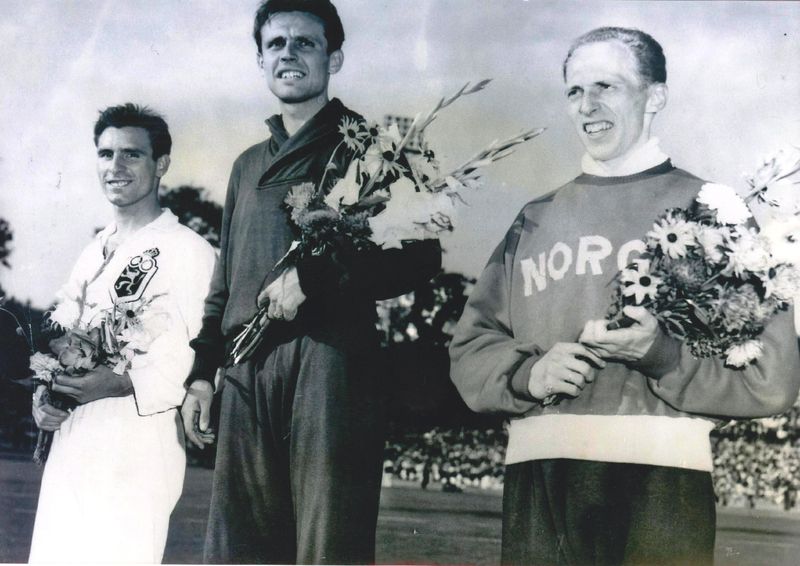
[383,398,800,510]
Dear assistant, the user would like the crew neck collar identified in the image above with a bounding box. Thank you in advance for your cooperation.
[581,138,669,177]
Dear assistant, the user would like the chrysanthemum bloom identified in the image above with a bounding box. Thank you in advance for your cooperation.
[714,283,766,331]
[49,295,82,330]
[620,259,662,304]
[697,183,752,225]
[647,217,695,259]
[725,227,773,277]
[761,214,800,265]
[664,256,707,292]
[761,264,800,301]
[285,183,315,212]
[725,339,764,368]
[696,226,727,264]
[747,146,800,210]
[29,352,63,382]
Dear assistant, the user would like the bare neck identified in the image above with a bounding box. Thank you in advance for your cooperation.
[111,197,163,241]
[279,94,329,137]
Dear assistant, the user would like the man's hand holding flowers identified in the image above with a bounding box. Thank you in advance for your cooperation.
[227,81,546,366]
[527,343,606,401]
[257,266,306,321]
[594,145,800,369]
[536,308,661,406]
[51,364,133,405]
[580,306,660,363]
[32,385,70,432]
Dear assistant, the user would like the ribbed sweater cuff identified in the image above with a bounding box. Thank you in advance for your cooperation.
[631,329,682,378]
[509,355,540,402]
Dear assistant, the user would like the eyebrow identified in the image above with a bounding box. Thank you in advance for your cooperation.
[265,32,321,43]
[97,146,147,154]
[566,77,621,90]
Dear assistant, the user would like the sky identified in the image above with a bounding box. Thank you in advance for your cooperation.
[1,0,798,308]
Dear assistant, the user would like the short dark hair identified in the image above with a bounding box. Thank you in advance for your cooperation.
[563,27,667,85]
[253,0,345,54]
[93,103,172,159]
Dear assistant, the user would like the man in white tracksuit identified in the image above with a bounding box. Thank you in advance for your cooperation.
[29,103,216,563]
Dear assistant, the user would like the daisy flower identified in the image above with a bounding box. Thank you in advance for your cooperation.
[362,123,406,181]
[337,116,368,152]
[620,259,662,305]
[647,217,695,259]
[362,122,382,145]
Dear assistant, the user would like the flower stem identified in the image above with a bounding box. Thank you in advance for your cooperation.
[0,305,34,353]
[318,140,346,195]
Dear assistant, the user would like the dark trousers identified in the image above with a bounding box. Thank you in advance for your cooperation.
[203,334,385,564]
[502,459,716,566]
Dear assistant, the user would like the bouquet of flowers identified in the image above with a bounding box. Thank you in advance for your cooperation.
[29,282,169,464]
[608,146,800,367]
[228,80,545,365]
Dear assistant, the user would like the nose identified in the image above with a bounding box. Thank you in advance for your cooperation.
[109,153,126,173]
[579,91,599,116]
[279,41,297,62]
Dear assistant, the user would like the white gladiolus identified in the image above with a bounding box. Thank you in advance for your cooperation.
[369,177,454,249]
[324,161,361,211]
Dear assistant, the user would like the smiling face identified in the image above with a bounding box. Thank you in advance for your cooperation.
[96,127,169,210]
[257,11,343,107]
[565,40,666,165]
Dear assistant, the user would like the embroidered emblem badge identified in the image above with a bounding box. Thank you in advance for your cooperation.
[114,247,160,303]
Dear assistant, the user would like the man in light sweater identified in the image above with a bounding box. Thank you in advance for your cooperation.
[450,27,800,565]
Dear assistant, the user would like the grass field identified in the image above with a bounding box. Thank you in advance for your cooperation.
[2,453,799,565]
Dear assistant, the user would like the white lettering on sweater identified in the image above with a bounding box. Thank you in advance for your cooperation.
[520,236,645,296]
[617,239,647,270]
[547,242,572,281]
[576,236,612,275]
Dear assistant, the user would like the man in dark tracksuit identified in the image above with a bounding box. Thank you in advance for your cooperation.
[180,1,441,564]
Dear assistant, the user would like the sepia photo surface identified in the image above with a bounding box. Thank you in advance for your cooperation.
[1,1,799,564]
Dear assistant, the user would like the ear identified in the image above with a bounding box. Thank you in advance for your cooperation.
[645,83,668,113]
[155,154,171,178]
[328,50,344,75]
[257,51,264,71]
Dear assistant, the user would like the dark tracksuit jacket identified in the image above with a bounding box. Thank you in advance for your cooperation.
[189,99,441,564]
